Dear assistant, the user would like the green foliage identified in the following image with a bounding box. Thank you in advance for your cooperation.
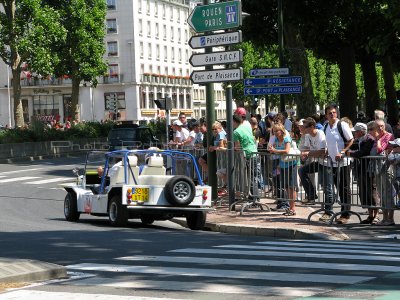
[148,118,167,136]
[0,121,113,144]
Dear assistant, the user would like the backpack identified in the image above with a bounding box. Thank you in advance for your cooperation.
[323,121,349,144]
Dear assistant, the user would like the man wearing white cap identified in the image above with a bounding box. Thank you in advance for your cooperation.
[171,119,189,148]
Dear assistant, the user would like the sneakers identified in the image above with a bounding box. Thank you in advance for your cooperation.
[336,216,350,225]
[319,213,331,222]
[301,198,315,205]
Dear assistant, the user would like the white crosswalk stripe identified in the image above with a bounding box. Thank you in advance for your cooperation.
[0,176,40,183]
[62,240,400,298]
[23,177,75,184]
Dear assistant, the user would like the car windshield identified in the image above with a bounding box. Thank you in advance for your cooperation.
[86,151,107,171]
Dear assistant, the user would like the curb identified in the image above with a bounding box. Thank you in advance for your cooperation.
[0,152,86,164]
[0,259,68,284]
[171,218,350,240]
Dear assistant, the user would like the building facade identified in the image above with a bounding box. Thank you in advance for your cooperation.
[0,0,229,127]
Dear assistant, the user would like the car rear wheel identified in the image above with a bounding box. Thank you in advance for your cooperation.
[140,216,155,225]
[108,195,128,226]
[164,176,195,206]
[186,211,206,230]
[64,192,80,222]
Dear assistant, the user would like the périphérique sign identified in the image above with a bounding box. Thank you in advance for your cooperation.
[188,31,242,49]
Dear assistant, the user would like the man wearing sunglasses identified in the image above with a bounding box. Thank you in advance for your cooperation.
[320,104,354,224]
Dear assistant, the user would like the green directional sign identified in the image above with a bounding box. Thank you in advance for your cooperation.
[187,1,241,33]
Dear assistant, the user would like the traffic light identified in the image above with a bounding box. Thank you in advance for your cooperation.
[154,95,172,110]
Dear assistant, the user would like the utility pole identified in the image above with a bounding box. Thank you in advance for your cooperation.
[278,0,285,112]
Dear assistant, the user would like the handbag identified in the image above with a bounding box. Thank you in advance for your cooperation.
[282,140,300,162]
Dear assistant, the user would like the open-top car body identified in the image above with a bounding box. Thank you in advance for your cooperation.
[63,149,212,230]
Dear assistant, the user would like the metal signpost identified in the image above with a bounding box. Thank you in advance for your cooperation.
[189,50,243,67]
[188,31,242,49]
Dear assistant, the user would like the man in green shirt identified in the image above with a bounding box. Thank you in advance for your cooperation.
[233,115,261,199]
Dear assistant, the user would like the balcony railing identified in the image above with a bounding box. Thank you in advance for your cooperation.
[17,77,72,87]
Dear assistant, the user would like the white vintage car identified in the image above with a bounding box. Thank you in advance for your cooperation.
[63,149,212,230]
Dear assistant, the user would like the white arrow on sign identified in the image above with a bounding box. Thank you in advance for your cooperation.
[189,31,242,49]
[190,68,243,84]
[189,50,242,67]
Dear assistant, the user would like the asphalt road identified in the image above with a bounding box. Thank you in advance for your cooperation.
[0,155,400,299]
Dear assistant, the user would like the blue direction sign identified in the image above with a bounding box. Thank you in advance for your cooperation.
[244,76,302,86]
[244,86,302,95]
[250,68,289,77]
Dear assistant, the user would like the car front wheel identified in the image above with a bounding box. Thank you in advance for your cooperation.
[108,195,128,226]
[64,192,80,222]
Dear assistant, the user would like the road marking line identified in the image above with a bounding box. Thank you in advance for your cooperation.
[0,168,44,175]
[257,240,400,248]
[256,240,400,250]
[116,255,400,273]
[0,290,179,300]
[24,178,75,184]
[0,176,40,183]
[217,244,400,256]
[67,263,373,284]
[170,248,400,262]
[71,277,326,297]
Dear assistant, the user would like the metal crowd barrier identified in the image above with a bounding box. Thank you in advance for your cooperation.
[246,151,400,224]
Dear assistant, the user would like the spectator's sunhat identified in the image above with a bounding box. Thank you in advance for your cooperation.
[173,120,183,126]
[267,111,276,119]
[298,119,305,126]
[389,138,400,147]
[351,122,367,132]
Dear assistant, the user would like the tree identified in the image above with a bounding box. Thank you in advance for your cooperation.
[0,0,65,127]
[46,0,107,121]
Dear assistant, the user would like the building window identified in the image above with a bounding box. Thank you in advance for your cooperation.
[164,45,167,62]
[107,0,116,10]
[185,50,189,64]
[148,43,152,59]
[178,28,181,43]
[177,8,181,23]
[163,24,167,40]
[154,1,158,16]
[170,26,174,41]
[156,45,160,61]
[162,3,166,19]
[155,23,159,38]
[106,19,117,34]
[33,95,60,118]
[146,0,150,15]
[178,49,182,63]
[139,19,143,36]
[105,92,126,118]
[186,94,191,109]
[147,21,151,37]
[108,64,119,79]
[138,0,142,13]
[171,47,175,62]
[140,42,144,58]
[170,6,173,21]
[107,41,118,56]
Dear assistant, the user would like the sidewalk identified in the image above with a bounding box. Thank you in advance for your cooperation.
[175,198,351,240]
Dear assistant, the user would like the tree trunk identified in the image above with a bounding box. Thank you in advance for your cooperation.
[338,45,357,122]
[381,55,398,126]
[11,67,24,127]
[284,19,315,118]
[71,76,81,122]
[360,54,380,120]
